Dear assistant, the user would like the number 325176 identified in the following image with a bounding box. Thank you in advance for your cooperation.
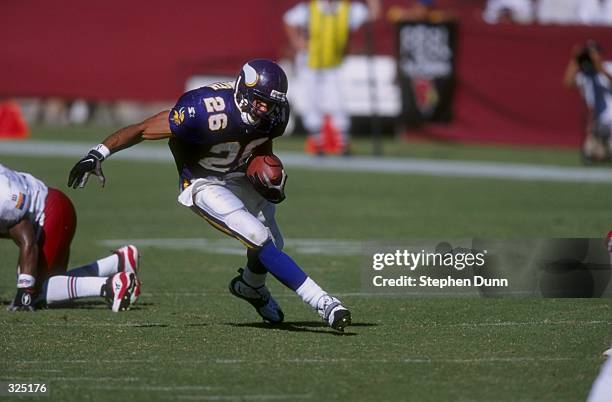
[7,383,47,393]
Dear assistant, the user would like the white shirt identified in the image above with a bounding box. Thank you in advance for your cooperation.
[283,1,370,31]
[578,0,604,25]
[0,164,48,234]
[537,0,612,26]
[575,71,612,124]
[537,0,580,24]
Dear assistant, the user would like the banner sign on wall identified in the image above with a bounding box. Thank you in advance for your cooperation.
[396,21,457,127]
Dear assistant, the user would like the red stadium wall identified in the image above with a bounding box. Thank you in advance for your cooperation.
[1,0,610,147]
[423,21,612,147]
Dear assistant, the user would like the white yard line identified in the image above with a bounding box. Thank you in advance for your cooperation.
[99,238,362,257]
[1,140,611,183]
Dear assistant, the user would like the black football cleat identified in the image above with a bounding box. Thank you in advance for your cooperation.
[229,269,284,324]
[316,294,351,332]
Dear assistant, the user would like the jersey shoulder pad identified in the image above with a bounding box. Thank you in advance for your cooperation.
[206,81,235,91]
[0,173,27,232]
[168,87,214,142]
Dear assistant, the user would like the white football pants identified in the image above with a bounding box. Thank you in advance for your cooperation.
[296,52,350,137]
[178,175,283,249]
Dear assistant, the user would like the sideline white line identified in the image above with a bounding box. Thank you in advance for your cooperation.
[2,140,611,183]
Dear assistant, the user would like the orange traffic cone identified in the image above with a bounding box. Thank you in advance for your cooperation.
[321,115,344,155]
[0,101,29,139]
[304,135,321,154]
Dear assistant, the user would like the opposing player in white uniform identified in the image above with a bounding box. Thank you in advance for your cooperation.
[586,233,612,401]
[68,59,352,331]
[0,163,140,312]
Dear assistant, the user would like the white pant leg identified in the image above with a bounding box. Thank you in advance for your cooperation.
[298,56,325,135]
[180,178,271,248]
[322,67,350,137]
[587,354,612,402]
[226,176,284,249]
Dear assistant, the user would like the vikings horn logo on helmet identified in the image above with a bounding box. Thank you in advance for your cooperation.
[243,63,259,87]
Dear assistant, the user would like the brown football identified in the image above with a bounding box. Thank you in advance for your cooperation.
[246,154,284,185]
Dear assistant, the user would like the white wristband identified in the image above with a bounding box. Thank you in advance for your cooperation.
[92,144,111,159]
[17,273,36,288]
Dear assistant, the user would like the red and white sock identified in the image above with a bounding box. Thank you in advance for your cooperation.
[44,276,107,304]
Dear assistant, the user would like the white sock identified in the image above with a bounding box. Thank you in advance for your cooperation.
[95,254,119,276]
[296,277,326,309]
[242,266,267,288]
[44,276,107,304]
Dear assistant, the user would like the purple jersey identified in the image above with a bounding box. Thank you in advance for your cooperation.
[168,82,289,188]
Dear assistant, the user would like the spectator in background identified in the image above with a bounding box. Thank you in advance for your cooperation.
[536,0,579,25]
[283,0,381,155]
[563,41,612,164]
[482,0,534,24]
[537,0,612,26]
[576,0,612,26]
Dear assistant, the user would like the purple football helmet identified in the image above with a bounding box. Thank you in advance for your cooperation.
[234,59,288,125]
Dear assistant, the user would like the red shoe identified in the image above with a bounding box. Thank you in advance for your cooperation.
[113,245,140,304]
[105,272,139,312]
[114,245,139,274]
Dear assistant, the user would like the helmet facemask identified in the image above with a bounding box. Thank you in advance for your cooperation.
[234,59,288,127]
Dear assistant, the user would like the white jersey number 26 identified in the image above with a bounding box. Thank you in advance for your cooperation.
[198,138,268,173]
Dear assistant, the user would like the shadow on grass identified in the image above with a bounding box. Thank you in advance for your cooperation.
[0,298,155,311]
[45,301,154,309]
[225,321,377,336]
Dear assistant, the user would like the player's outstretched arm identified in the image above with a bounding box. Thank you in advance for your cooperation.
[68,110,172,189]
[7,218,39,311]
[563,45,582,89]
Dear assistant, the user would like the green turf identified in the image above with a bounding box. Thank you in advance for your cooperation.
[28,123,598,167]
[0,141,611,401]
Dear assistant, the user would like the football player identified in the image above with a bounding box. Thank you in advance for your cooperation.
[68,59,351,331]
[1,163,140,312]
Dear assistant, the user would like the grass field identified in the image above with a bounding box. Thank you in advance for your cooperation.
[1,127,611,401]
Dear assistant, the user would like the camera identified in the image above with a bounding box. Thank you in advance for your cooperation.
[576,40,601,73]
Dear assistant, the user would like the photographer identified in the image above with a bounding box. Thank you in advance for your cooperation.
[564,41,612,163]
